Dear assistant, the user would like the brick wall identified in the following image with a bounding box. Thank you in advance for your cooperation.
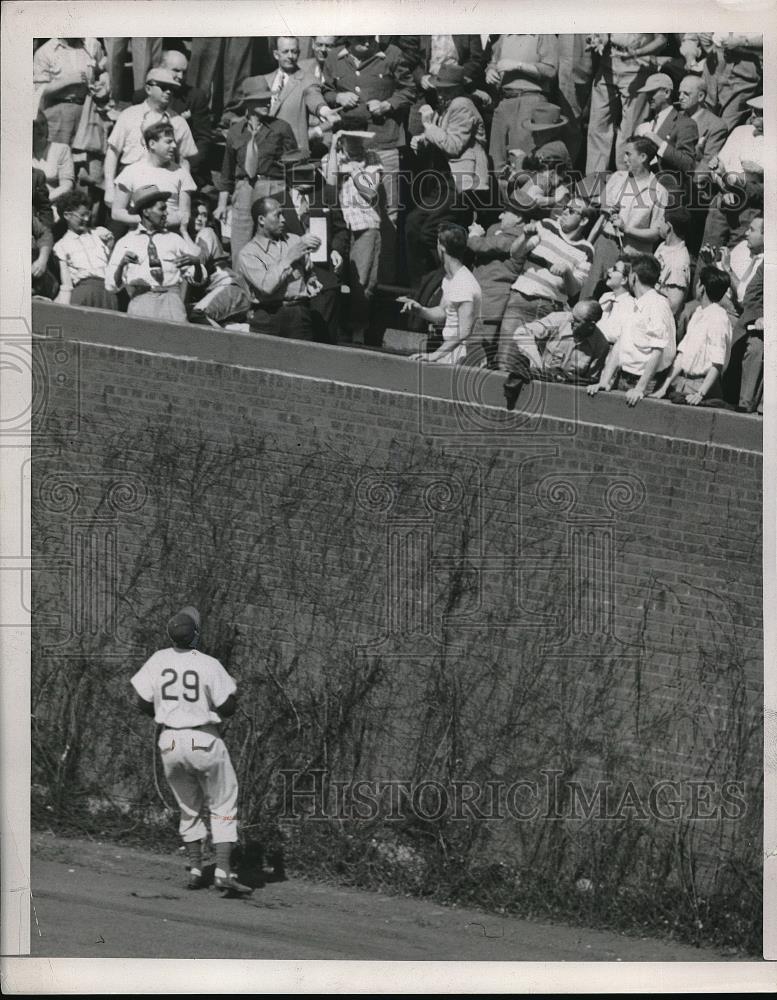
[29,303,763,941]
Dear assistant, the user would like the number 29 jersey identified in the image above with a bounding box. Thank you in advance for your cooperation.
[131,647,237,727]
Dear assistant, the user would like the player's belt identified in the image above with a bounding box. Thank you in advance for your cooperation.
[162,723,215,730]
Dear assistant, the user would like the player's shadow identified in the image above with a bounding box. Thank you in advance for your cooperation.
[232,840,287,888]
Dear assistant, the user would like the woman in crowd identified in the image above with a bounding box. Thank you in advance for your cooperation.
[400,223,483,365]
[187,195,226,271]
[53,189,118,309]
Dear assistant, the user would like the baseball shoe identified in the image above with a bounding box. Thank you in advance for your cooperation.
[214,873,253,898]
[187,868,206,890]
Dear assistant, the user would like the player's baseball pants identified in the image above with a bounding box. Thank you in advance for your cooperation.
[158,726,239,843]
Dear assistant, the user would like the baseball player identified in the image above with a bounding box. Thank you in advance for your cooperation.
[131,605,252,897]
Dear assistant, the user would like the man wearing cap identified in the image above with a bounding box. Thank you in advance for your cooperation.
[104,67,198,210]
[105,185,205,322]
[216,78,298,268]
[131,606,251,896]
[485,34,559,174]
[237,195,324,340]
[699,94,763,250]
[131,48,215,188]
[634,73,698,191]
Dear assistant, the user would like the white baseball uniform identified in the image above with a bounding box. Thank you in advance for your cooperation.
[131,647,240,844]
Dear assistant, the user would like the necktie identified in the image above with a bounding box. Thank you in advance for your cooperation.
[244,132,259,181]
[147,233,164,284]
[270,71,286,115]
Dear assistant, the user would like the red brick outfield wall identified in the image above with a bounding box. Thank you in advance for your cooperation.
[29,302,763,940]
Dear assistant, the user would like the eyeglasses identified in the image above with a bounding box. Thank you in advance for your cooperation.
[149,82,176,92]
[66,212,92,223]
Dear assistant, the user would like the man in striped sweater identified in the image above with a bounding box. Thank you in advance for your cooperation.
[496,196,597,369]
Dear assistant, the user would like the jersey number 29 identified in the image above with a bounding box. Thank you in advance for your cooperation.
[160,668,201,702]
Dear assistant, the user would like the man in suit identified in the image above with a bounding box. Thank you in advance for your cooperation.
[634,72,698,202]
[300,36,337,83]
[131,49,215,187]
[677,75,728,173]
[241,37,339,158]
[676,74,728,252]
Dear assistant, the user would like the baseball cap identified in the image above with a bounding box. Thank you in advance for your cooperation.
[167,606,201,647]
[637,73,674,94]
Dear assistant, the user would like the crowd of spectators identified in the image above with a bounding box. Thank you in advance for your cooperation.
[32,33,764,413]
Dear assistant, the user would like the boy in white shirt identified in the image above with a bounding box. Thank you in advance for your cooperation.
[323,130,383,344]
[651,266,733,405]
[654,205,691,317]
[112,120,197,234]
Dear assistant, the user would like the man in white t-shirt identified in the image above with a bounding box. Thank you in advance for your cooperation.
[651,266,732,405]
[131,606,251,897]
[111,120,197,233]
[104,66,198,208]
[588,254,676,406]
[399,223,482,365]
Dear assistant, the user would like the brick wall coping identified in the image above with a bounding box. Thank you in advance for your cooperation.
[32,301,762,456]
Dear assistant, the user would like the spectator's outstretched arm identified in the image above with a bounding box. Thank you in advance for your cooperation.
[103,147,119,205]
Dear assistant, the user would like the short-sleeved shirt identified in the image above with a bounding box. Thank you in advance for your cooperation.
[439,265,482,365]
[131,647,237,727]
[655,240,691,296]
[524,311,610,383]
[617,287,676,375]
[115,158,197,228]
[598,291,636,344]
[677,302,732,375]
[108,101,198,167]
[601,171,668,256]
[54,228,113,284]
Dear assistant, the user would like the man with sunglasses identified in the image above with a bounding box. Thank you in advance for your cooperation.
[104,67,198,211]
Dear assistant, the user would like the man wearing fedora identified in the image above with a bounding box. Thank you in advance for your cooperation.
[404,34,487,136]
[634,73,698,194]
[238,36,339,158]
[216,77,298,269]
[485,34,559,175]
[237,195,324,341]
[404,64,486,279]
[104,67,198,212]
[104,184,205,323]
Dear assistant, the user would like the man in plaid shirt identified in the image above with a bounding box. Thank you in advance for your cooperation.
[323,130,383,344]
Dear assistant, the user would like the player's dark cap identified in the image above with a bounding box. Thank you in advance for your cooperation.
[167,606,201,648]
